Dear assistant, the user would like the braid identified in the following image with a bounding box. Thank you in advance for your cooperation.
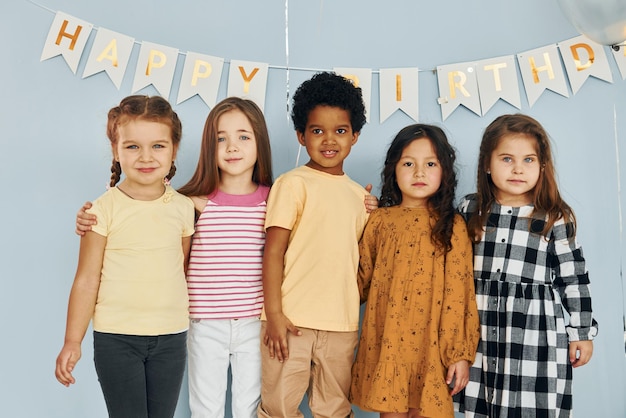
[166,162,176,182]
[109,159,121,187]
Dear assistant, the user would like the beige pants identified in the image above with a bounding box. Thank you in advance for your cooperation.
[257,323,358,418]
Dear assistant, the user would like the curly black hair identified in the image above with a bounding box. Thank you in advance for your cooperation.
[291,72,366,134]
[380,124,458,253]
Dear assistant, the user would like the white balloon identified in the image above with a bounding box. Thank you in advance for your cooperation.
[557,0,626,46]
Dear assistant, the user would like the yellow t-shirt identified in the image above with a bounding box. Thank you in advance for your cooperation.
[263,165,369,332]
[89,186,195,335]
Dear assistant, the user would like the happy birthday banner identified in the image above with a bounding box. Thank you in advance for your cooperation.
[41,11,626,122]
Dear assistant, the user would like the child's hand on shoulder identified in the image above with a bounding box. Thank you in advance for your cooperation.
[75,201,96,236]
[263,312,302,362]
[363,183,379,213]
[447,359,470,396]
[569,340,593,368]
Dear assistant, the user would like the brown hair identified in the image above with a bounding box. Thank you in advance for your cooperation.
[177,97,273,197]
[467,113,576,241]
[106,95,182,187]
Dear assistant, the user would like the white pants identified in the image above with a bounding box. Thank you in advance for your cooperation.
[188,317,261,418]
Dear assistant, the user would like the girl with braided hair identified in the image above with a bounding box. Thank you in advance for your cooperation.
[55,95,195,418]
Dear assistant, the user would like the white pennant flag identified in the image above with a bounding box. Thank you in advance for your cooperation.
[379,68,419,124]
[333,68,372,123]
[132,41,179,99]
[227,60,269,111]
[476,56,521,114]
[82,28,134,89]
[558,35,613,94]
[436,62,482,121]
[177,52,224,107]
[517,44,569,107]
[40,12,93,74]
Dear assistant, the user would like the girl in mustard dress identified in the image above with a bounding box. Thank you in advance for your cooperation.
[350,124,480,418]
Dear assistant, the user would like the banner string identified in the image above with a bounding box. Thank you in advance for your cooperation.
[28,0,52,13]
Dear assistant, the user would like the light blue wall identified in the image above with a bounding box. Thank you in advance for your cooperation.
[2,1,625,417]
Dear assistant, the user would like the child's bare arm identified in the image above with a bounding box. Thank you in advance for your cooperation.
[55,232,106,386]
[569,340,593,368]
[262,227,301,362]
[75,202,96,236]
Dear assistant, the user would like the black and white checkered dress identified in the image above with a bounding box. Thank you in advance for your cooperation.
[456,194,598,418]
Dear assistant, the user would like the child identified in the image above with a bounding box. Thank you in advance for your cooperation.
[350,124,480,418]
[55,95,195,418]
[258,71,371,418]
[457,114,598,417]
[177,97,273,418]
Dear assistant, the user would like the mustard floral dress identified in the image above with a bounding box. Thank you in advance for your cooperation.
[350,207,480,417]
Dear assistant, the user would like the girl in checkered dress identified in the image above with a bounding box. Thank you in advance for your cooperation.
[456,114,598,418]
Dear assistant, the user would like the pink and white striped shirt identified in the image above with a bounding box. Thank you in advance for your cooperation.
[187,185,269,319]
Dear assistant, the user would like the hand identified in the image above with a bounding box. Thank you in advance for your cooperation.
[569,340,593,368]
[55,342,82,387]
[446,360,470,396]
[363,184,379,213]
[263,312,301,362]
[75,201,96,236]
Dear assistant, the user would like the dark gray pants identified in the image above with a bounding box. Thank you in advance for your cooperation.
[93,331,187,418]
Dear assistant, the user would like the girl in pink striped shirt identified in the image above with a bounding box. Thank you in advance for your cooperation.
[177,97,273,417]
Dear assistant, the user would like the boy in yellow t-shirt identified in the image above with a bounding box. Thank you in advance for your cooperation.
[258,72,370,417]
